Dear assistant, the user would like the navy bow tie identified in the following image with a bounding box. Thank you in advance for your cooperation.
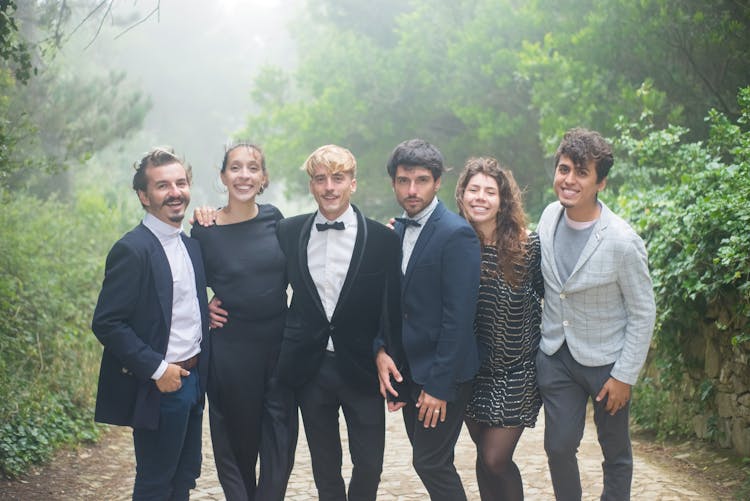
[394,217,421,228]
[316,221,345,231]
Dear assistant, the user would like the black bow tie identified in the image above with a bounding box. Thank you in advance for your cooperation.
[394,217,421,228]
[316,221,345,231]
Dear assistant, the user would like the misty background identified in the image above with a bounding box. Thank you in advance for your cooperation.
[75,0,310,216]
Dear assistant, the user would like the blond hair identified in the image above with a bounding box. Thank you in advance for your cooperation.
[302,144,357,177]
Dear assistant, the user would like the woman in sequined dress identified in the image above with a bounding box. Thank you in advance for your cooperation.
[456,157,544,501]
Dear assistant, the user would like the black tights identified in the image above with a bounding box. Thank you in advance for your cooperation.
[465,417,525,501]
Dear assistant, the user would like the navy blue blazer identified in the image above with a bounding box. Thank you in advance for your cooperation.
[395,201,481,402]
[91,223,209,430]
[275,205,402,393]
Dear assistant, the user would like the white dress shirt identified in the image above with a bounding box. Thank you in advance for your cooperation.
[307,205,357,351]
[143,213,203,380]
[400,196,438,274]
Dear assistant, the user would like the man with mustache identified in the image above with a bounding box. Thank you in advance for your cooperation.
[385,138,481,501]
[273,144,402,500]
[92,147,210,500]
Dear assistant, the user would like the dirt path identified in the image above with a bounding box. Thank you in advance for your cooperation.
[1,407,745,500]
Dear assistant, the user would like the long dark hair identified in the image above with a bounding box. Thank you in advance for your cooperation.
[455,157,528,288]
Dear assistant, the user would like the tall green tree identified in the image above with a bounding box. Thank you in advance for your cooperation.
[243,0,750,219]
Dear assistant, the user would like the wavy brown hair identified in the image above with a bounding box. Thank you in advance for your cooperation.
[455,157,528,288]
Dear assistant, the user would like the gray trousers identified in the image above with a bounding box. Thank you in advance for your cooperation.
[536,343,632,501]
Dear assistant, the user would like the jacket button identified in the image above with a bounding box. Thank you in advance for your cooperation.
[329,325,335,331]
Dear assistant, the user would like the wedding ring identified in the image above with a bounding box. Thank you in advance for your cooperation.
[433,409,440,414]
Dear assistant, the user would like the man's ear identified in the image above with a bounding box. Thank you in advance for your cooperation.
[137,190,150,207]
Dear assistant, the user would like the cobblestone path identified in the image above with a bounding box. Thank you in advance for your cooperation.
[73,404,719,500]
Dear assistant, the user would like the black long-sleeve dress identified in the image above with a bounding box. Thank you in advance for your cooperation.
[191,203,297,500]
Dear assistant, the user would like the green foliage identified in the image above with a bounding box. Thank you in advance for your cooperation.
[0,2,150,197]
[244,0,749,220]
[615,87,750,439]
[0,1,32,82]
[0,188,134,477]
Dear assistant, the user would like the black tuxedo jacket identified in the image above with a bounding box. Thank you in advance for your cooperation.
[275,205,402,393]
[91,223,209,430]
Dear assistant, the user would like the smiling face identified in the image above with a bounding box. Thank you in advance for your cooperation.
[137,162,191,227]
[460,172,500,237]
[553,154,607,221]
[392,165,441,217]
[221,146,267,204]
[309,164,357,220]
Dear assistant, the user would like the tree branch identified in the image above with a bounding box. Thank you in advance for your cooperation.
[113,1,160,41]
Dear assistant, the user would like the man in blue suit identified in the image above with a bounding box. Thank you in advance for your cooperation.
[92,147,210,500]
[385,138,481,501]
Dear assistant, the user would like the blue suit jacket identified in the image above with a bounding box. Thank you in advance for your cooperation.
[91,223,209,430]
[395,201,481,402]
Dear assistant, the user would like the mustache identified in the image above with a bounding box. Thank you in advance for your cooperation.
[162,196,186,207]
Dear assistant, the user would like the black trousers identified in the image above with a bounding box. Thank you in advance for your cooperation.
[297,352,385,501]
[402,380,473,501]
[208,316,298,501]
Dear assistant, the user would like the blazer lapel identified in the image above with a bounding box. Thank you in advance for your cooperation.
[331,205,367,321]
[297,213,327,317]
[567,204,611,281]
[402,201,442,288]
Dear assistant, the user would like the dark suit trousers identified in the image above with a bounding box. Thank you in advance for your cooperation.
[402,380,473,501]
[536,343,633,501]
[297,352,385,501]
[132,369,203,501]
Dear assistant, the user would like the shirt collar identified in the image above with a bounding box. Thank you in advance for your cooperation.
[143,213,183,244]
[402,196,438,224]
[314,204,357,227]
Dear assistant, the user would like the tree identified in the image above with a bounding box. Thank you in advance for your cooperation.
[0,1,150,196]
[243,0,750,219]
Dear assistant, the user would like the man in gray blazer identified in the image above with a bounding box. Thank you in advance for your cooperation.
[535,128,656,500]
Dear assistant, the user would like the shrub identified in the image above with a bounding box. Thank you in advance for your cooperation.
[0,188,133,477]
[613,87,750,438]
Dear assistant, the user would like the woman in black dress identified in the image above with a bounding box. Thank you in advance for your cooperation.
[455,157,544,501]
[191,143,297,501]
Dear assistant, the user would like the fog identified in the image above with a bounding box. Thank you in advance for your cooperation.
[71,0,311,215]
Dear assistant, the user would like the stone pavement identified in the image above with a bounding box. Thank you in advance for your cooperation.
[99,403,713,500]
[97,402,716,500]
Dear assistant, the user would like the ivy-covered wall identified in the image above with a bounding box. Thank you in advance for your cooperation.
[618,88,750,456]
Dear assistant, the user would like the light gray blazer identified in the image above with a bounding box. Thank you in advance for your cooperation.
[537,201,656,385]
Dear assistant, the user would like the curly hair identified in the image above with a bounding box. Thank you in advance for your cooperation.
[554,127,613,182]
[455,157,528,288]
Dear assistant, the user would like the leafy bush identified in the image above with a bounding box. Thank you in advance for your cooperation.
[613,87,750,437]
[0,188,133,477]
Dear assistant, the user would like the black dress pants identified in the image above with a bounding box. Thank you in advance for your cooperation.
[402,380,473,501]
[297,352,385,501]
